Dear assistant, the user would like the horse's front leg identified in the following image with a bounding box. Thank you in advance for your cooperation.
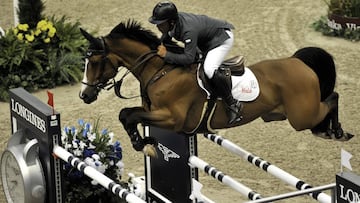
[119,107,158,156]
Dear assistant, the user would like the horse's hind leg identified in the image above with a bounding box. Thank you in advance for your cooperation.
[314,92,354,141]
[327,93,354,140]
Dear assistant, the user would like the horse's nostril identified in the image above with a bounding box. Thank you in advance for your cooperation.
[79,92,87,99]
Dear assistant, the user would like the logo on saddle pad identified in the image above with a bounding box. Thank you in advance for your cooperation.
[158,143,180,161]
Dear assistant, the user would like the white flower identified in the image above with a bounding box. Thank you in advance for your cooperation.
[88,143,96,149]
[116,168,124,176]
[116,160,124,169]
[64,143,72,150]
[109,160,114,166]
[107,132,114,144]
[79,141,87,149]
[98,152,106,158]
[72,140,79,148]
[92,154,100,160]
[88,133,96,142]
[97,163,107,174]
[84,157,95,167]
[73,148,83,156]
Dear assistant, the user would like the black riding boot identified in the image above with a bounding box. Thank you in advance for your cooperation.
[211,68,243,124]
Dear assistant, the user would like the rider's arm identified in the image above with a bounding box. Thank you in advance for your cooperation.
[163,31,197,65]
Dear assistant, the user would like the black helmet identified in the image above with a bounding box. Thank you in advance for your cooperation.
[149,1,178,24]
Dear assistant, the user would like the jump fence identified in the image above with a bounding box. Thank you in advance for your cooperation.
[204,133,332,203]
[189,155,263,201]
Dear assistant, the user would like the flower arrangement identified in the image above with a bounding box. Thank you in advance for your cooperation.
[312,0,360,41]
[0,0,87,101]
[13,19,57,43]
[61,119,127,203]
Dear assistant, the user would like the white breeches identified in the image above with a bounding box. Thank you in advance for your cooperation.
[204,30,234,79]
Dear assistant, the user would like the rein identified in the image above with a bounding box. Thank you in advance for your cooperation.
[114,50,158,99]
[84,36,173,100]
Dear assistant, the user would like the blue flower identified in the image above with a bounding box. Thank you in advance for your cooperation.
[114,141,122,152]
[83,149,95,158]
[78,119,84,126]
[64,126,69,134]
[101,129,108,135]
[116,151,123,160]
[85,123,90,131]
[82,128,88,138]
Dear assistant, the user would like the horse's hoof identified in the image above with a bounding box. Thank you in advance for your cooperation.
[143,136,158,146]
[143,144,158,158]
[327,125,354,141]
[312,132,332,139]
[132,142,145,151]
[331,132,354,141]
[312,129,354,141]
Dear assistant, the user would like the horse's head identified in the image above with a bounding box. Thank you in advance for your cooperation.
[78,20,183,104]
[79,28,120,104]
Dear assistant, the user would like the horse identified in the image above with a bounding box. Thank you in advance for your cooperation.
[79,20,353,156]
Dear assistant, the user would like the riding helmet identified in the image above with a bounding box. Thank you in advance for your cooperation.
[149,1,178,24]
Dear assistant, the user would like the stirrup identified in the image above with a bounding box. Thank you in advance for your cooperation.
[228,101,243,124]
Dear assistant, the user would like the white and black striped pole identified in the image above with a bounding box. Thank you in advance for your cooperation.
[204,134,331,203]
[53,145,145,203]
[189,155,262,201]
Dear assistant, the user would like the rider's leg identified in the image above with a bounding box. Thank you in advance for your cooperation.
[204,30,242,124]
[203,30,234,78]
[211,68,243,124]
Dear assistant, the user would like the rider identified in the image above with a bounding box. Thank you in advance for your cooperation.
[149,1,243,124]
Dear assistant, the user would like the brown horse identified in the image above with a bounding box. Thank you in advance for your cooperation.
[79,20,353,156]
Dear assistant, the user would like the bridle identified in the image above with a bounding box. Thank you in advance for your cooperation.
[82,37,159,99]
[82,37,119,90]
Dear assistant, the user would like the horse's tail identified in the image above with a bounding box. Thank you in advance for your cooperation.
[293,47,336,101]
[292,47,336,133]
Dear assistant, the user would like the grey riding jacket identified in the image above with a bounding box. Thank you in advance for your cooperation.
[163,12,234,65]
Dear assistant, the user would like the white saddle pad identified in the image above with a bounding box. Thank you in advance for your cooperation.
[197,67,260,102]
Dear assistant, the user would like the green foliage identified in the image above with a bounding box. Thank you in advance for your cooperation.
[0,17,88,101]
[312,16,360,41]
[314,0,360,41]
[324,0,360,17]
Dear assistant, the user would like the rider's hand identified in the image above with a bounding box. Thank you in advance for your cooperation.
[157,44,167,57]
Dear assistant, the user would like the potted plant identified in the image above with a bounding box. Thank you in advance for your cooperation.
[313,0,360,41]
[0,0,87,101]
[326,0,360,30]
[61,119,127,203]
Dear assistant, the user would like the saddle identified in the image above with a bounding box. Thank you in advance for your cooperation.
[220,55,245,76]
[198,55,245,95]
[189,55,246,134]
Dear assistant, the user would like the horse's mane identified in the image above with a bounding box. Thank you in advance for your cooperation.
[108,19,183,53]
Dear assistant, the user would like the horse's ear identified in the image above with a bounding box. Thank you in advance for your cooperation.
[80,28,96,42]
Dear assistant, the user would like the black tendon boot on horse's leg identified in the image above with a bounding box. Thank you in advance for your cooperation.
[211,68,243,124]
[119,109,158,156]
[325,92,354,141]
